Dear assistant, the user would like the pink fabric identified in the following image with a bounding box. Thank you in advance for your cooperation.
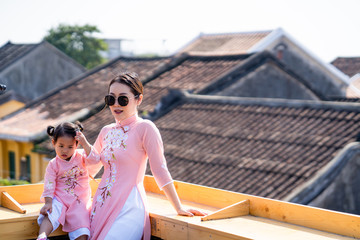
[41,149,96,233]
[87,114,173,240]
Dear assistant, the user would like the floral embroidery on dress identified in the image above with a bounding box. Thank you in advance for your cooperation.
[60,166,85,203]
[90,125,129,223]
[105,125,129,150]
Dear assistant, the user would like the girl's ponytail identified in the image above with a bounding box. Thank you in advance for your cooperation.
[47,126,55,136]
[74,121,84,132]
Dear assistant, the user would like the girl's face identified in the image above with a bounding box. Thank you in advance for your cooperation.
[53,135,78,161]
[108,82,143,122]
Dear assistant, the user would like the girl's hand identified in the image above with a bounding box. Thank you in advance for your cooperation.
[177,208,207,217]
[40,203,52,215]
[75,131,87,146]
[75,131,92,155]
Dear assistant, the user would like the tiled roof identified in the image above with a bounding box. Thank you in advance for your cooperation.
[0,41,38,71]
[36,51,329,150]
[0,56,172,141]
[331,57,360,77]
[35,54,251,152]
[147,94,360,200]
[199,51,326,100]
[177,31,272,56]
[141,55,250,112]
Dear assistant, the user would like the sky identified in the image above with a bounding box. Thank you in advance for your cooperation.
[0,0,359,63]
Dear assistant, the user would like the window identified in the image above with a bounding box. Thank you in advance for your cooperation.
[9,151,15,179]
[26,155,31,182]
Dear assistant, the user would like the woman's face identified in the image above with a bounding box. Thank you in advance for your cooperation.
[108,82,142,122]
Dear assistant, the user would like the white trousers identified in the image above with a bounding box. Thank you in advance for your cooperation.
[37,197,90,240]
[104,186,145,240]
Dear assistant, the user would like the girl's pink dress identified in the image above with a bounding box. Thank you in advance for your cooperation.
[41,149,96,233]
[87,114,173,240]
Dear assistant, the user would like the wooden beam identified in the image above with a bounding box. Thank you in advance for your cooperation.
[0,184,43,204]
[144,176,360,238]
[1,191,26,214]
[201,199,249,221]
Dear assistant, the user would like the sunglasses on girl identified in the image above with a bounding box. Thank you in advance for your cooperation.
[104,95,139,106]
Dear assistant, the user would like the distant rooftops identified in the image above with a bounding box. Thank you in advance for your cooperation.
[332,57,360,77]
[149,92,360,200]
[0,41,37,72]
[177,30,272,56]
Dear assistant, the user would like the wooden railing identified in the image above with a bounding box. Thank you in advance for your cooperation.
[0,176,359,240]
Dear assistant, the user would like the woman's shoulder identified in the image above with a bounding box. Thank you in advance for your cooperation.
[135,118,162,139]
[136,118,158,130]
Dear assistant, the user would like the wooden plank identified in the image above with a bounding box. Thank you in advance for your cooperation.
[150,212,253,240]
[0,217,65,240]
[160,218,188,240]
[0,184,43,204]
[0,176,360,239]
[0,178,99,205]
[150,216,161,237]
[201,199,249,221]
[0,191,357,240]
[188,227,253,240]
[1,192,26,214]
[143,175,360,238]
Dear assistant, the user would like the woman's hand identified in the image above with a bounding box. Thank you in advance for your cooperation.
[162,183,208,217]
[177,208,207,217]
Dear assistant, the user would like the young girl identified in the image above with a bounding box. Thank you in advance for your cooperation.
[37,121,96,240]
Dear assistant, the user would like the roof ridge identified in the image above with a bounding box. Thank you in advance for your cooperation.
[186,53,252,60]
[142,53,252,86]
[197,50,325,99]
[142,53,189,85]
[182,91,360,112]
[199,29,274,37]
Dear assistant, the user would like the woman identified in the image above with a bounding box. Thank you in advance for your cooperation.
[77,72,205,240]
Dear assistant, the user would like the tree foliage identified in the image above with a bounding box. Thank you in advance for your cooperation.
[44,24,108,69]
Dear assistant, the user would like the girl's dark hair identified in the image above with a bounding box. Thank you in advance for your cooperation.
[108,72,143,97]
[47,121,83,143]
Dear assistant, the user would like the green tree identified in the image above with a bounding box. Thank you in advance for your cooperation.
[44,24,108,69]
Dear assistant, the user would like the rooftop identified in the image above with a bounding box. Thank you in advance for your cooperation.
[177,30,272,56]
[147,92,360,200]
[331,57,360,77]
[0,56,172,141]
[0,41,37,71]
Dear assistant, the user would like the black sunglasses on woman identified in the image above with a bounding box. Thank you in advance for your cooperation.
[104,95,139,107]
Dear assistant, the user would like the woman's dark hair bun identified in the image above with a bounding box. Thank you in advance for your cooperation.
[47,126,55,136]
[74,121,84,132]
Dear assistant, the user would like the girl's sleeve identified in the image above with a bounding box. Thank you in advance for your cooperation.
[84,129,104,176]
[41,160,57,201]
[142,121,173,190]
[78,149,102,177]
